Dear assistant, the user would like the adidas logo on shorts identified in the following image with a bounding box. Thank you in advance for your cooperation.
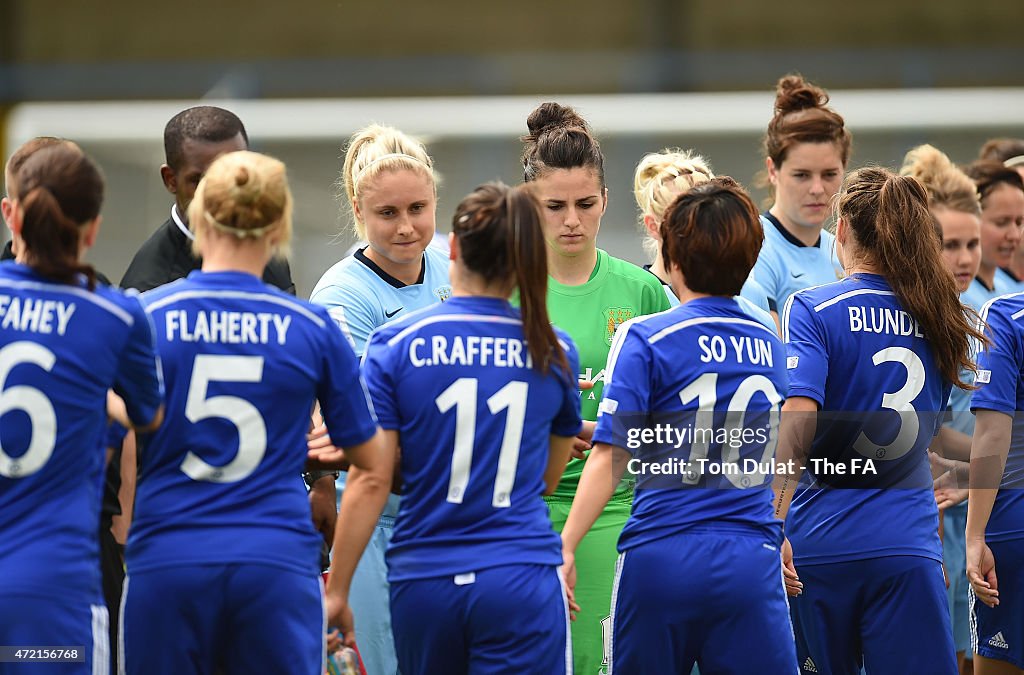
[988,632,1009,649]
[802,657,818,672]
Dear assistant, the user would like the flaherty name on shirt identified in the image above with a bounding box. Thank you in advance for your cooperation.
[164,310,292,345]
[408,335,532,369]
[0,295,75,335]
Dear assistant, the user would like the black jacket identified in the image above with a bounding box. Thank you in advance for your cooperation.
[120,217,295,294]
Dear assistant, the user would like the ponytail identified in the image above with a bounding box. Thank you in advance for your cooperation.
[839,167,986,388]
[452,182,569,377]
[15,145,103,290]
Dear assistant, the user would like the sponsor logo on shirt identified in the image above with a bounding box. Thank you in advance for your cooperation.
[975,369,991,384]
[434,285,452,302]
[603,307,634,345]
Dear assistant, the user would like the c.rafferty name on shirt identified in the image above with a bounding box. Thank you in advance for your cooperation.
[0,295,75,336]
[164,309,291,345]
[847,306,924,338]
[408,335,533,369]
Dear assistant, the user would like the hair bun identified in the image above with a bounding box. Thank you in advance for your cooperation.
[525,102,589,139]
[234,166,250,187]
[775,74,829,115]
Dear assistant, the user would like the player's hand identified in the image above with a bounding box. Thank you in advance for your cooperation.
[326,594,357,648]
[326,627,343,654]
[106,390,131,428]
[934,486,968,510]
[307,424,350,469]
[570,420,596,461]
[309,476,337,550]
[966,536,999,607]
[781,537,802,597]
[561,551,580,621]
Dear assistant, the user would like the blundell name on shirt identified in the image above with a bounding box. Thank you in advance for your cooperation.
[848,306,924,337]
[164,310,292,345]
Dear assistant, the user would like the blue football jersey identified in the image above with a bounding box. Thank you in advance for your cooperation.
[782,273,949,564]
[592,296,788,551]
[361,296,583,582]
[0,262,163,602]
[971,292,1024,542]
[127,271,378,575]
[310,245,452,356]
[752,212,843,314]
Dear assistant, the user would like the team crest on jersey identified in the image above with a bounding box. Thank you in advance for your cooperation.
[603,307,634,345]
[434,285,452,302]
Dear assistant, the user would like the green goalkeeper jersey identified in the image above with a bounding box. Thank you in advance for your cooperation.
[546,248,671,499]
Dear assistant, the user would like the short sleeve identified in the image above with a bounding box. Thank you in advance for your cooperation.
[317,314,379,447]
[309,283,379,357]
[115,296,164,426]
[592,322,652,454]
[551,337,584,438]
[972,303,1023,415]
[361,329,400,431]
[751,239,782,313]
[781,292,828,406]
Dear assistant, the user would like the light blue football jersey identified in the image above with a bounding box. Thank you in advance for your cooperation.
[592,296,788,551]
[949,276,1012,436]
[644,266,776,333]
[970,292,1024,542]
[782,273,948,564]
[310,245,452,356]
[128,270,378,575]
[752,212,843,314]
[0,262,163,603]
[361,296,582,582]
[995,267,1024,296]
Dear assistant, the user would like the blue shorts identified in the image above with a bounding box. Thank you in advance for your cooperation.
[0,596,108,675]
[790,556,956,675]
[120,563,323,675]
[610,527,796,675]
[970,537,1024,668]
[390,564,570,675]
[942,504,971,654]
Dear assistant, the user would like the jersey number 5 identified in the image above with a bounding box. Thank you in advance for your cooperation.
[181,354,267,483]
[436,378,528,509]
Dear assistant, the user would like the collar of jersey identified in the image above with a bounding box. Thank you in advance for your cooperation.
[762,211,821,249]
[171,204,195,241]
[547,248,609,296]
[354,246,425,289]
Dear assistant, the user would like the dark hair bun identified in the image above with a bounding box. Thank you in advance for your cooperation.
[775,74,829,115]
[525,102,590,141]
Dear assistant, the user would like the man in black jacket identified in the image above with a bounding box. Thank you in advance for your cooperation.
[120,106,294,293]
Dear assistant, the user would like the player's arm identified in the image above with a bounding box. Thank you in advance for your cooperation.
[771,396,816,522]
[106,389,164,433]
[965,408,1011,607]
[324,428,395,644]
[771,395,816,597]
[560,442,630,601]
[544,435,576,494]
